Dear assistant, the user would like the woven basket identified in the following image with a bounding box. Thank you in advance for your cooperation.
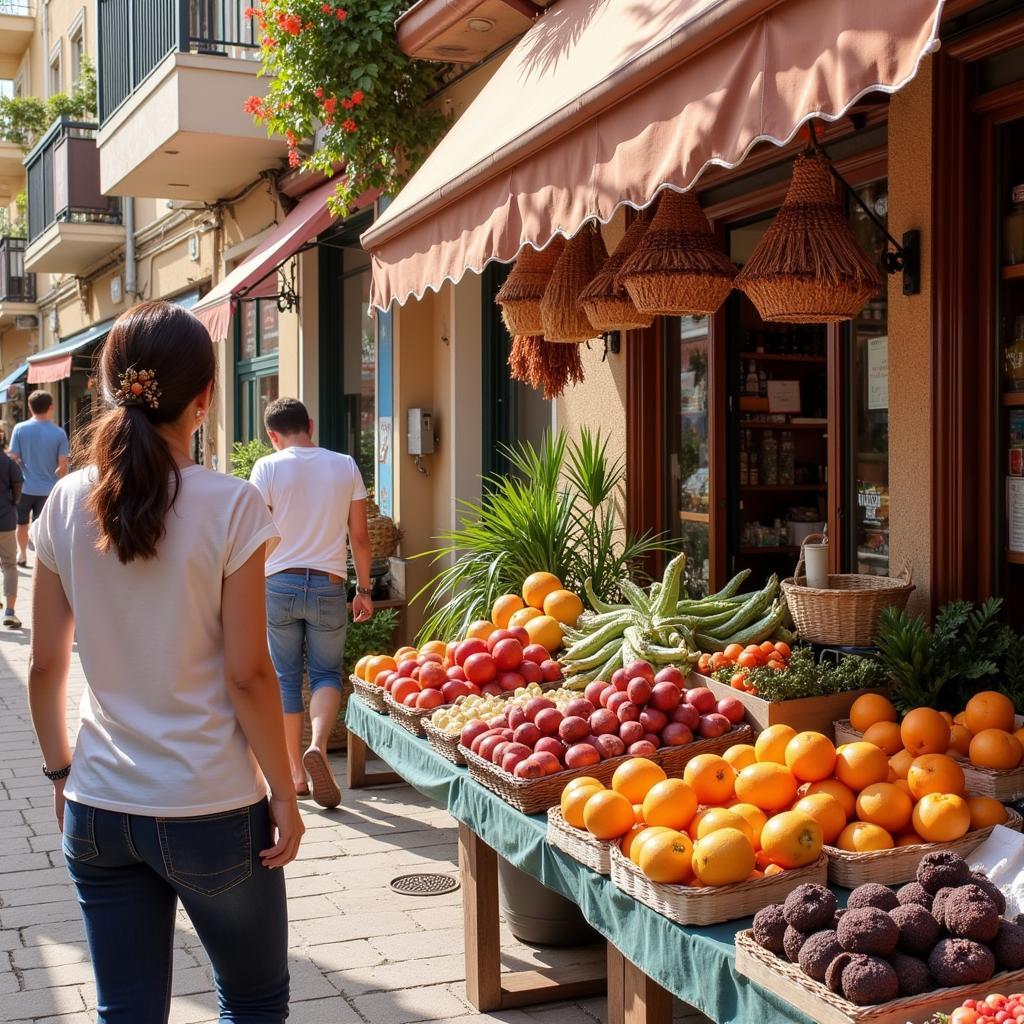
[546,807,615,874]
[834,719,1024,802]
[610,845,827,926]
[423,719,467,765]
[780,534,914,647]
[300,674,351,751]
[495,237,566,336]
[580,211,655,332]
[735,150,883,324]
[540,226,606,341]
[381,689,438,737]
[823,807,1022,887]
[736,930,1024,1024]
[351,675,388,713]
[459,724,753,815]
[365,499,401,560]
[619,190,736,316]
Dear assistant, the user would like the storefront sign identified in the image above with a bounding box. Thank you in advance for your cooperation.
[868,336,889,411]
[767,380,800,413]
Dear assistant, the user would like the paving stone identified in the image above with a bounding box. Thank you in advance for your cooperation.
[288,996,362,1023]
[4,983,87,1021]
[1,899,83,929]
[170,965,215,996]
[13,941,90,970]
[328,953,467,998]
[20,958,96,990]
[351,983,472,1024]
[299,938,384,973]
[0,928,25,950]
[369,928,466,963]
[22,920,87,947]
[292,910,418,945]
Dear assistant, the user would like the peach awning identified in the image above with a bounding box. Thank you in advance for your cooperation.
[363,0,944,311]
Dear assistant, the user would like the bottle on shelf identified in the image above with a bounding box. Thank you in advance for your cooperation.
[779,431,795,485]
[739,430,749,486]
[745,360,759,395]
[758,364,768,397]
[1005,184,1024,266]
[750,447,760,486]
[760,430,778,486]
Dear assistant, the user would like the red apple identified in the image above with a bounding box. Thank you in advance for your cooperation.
[641,732,662,749]
[486,629,515,651]
[480,683,503,697]
[654,665,687,689]
[618,720,645,746]
[478,734,505,761]
[524,697,555,722]
[513,723,542,747]
[660,722,693,747]
[565,743,601,769]
[464,682,482,696]
[403,693,419,707]
[594,734,626,759]
[441,680,471,703]
[649,683,681,713]
[716,697,746,724]
[531,751,562,775]
[461,720,491,748]
[671,703,700,729]
[639,708,668,734]
[454,639,488,667]
[584,681,606,707]
[628,740,658,757]
[463,652,498,686]
[610,668,629,691]
[616,701,641,724]
[535,736,567,759]
[492,638,524,672]
[625,660,655,683]
[446,665,467,682]
[589,708,618,735]
[519,660,544,685]
[564,698,595,719]
[500,728,515,741]
[540,659,563,683]
[419,663,447,689]
[508,627,530,647]
[497,671,525,692]
[492,741,512,764]
[685,687,717,714]
[507,705,528,731]
[559,716,590,744]
[522,643,550,665]
[500,741,531,763]
[598,684,617,708]
[627,678,653,705]
[502,748,531,774]
[698,713,731,739]
[534,707,564,737]
[471,728,501,753]
[606,691,630,716]
[420,653,444,665]
[397,658,419,677]
[514,758,545,779]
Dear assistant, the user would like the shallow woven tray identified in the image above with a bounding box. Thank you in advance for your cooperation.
[609,845,827,926]
[822,806,1022,887]
[735,929,1024,1024]
[423,719,467,765]
[833,718,1024,802]
[458,725,753,815]
[351,676,388,713]
[381,690,439,736]
[546,807,615,874]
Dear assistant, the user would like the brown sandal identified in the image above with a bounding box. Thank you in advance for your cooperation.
[302,747,341,808]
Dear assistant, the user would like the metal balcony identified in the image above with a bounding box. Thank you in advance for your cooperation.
[0,238,34,302]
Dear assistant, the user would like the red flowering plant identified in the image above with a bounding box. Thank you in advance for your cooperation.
[244,1,448,214]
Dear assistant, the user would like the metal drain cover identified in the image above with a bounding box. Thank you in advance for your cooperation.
[390,872,460,896]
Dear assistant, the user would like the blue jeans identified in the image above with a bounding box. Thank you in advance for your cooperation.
[266,572,347,715]
[63,798,289,1024]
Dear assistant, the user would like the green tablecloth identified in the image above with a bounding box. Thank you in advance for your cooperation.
[345,697,816,1024]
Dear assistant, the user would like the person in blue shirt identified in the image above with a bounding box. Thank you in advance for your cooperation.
[10,390,69,567]
[0,430,23,627]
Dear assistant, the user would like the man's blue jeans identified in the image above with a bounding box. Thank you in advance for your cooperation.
[63,798,289,1023]
[265,571,347,715]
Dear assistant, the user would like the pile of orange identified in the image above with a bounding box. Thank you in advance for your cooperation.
[479,572,583,651]
[849,691,1024,772]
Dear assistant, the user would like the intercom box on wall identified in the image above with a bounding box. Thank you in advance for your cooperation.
[407,408,434,455]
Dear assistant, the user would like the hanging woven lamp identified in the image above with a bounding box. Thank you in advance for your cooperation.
[735,150,883,323]
[541,226,606,342]
[618,190,736,316]
[495,236,566,336]
[579,210,655,332]
[507,335,585,399]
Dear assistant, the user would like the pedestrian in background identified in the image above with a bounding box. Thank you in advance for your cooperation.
[10,390,68,567]
[28,301,302,1024]
[250,397,373,808]
[0,430,23,627]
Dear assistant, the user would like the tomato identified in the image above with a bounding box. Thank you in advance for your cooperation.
[730,672,748,690]
[773,641,792,659]
[766,658,786,672]
[737,651,760,670]
[710,652,731,672]
[747,685,759,696]
[723,643,744,662]
[697,653,711,674]
[951,1012,979,1024]
[759,640,776,655]
[987,997,1008,1010]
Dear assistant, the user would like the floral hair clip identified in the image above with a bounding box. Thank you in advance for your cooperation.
[115,368,161,410]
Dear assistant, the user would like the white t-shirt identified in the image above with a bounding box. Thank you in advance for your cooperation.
[249,446,367,578]
[32,466,280,817]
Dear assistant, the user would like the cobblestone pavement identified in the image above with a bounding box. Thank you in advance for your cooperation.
[0,566,707,1024]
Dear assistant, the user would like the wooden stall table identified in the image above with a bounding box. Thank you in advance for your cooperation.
[344,696,818,1024]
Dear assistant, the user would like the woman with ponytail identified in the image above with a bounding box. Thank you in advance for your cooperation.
[27,301,302,1023]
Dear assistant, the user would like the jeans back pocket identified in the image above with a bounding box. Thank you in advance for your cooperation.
[265,585,296,627]
[157,806,253,897]
[62,800,99,863]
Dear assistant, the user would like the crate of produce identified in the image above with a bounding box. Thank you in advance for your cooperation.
[609,845,827,926]
[423,718,468,765]
[546,807,615,874]
[822,807,1022,887]
[459,725,753,816]
[351,676,388,713]
[735,929,1024,1024]
[382,689,438,736]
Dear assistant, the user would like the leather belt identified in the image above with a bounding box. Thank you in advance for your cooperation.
[279,567,345,584]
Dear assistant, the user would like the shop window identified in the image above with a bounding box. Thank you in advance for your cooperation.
[235,299,279,444]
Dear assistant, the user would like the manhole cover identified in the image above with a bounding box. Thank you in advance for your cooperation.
[389,872,460,896]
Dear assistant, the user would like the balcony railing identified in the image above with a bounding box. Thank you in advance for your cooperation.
[25,120,122,243]
[98,0,260,124]
[0,237,35,301]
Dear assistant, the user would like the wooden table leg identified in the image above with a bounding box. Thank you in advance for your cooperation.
[346,731,402,789]
[606,942,672,1024]
[458,822,606,1011]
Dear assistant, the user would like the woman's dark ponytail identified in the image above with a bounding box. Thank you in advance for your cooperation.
[82,301,215,563]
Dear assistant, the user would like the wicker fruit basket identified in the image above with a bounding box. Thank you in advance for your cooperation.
[381,690,439,736]
[735,929,1024,1024]
[822,807,1022,887]
[351,675,388,713]
[459,725,753,816]
[423,719,467,765]
[546,807,616,874]
[365,499,401,560]
[609,845,827,926]
[780,535,914,647]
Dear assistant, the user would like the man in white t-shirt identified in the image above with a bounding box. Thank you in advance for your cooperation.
[250,398,373,808]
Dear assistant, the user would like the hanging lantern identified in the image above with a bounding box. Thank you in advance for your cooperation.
[619,190,736,316]
[495,236,566,336]
[735,150,883,323]
[507,335,585,399]
[580,210,655,332]
[541,226,606,342]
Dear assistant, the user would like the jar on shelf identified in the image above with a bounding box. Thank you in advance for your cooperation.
[1005,184,1024,266]
[779,431,795,485]
[1007,315,1024,392]
[760,430,778,486]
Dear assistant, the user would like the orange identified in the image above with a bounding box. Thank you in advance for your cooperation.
[896,831,927,847]
[691,828,756,886]
[627,826,675,866]
[693,807,755,845]
[912,792,971,842]
[641,779,698,831]
[560,782,604,829]
[802,779,857,818]
[734,762,798,813]
[834,742,890,792]
[900,708,951,757]
[364,654,397,685]
[784,732,837,782]
[964,691,1017,735]
[620,824,648,861]
[683,754,736,806]
[969,728,1024,770]
[759,811,823,868]
[763,863,784,876]
[564,776,603,795]
[836,821,894,852]
[862,721,904,757]
[524,614,564,653]
[637,830,695,884]
[849,693,898,734]
[889,749,914,780]
[940,711,955,726]
[967,795,1008,830]
[508,606,543,630]
[729,803,769,848]
[354,655,373,680]
[542,589,584,626]
[612,758,667,804]
[948,724,973,758]
[491,594,525,628]
[582,790,636,840]
[723,744,757,772]
[419,640,448,659]
[907,753,965,799]
[754,724,797,765]
[633,803,645,825]
[792,793,847,845]
[393,646,418,663]
[954,711,969,728]
[522,571,563,610]
[894,779,914,799]
[466,620,497,642]
[1014,726,1024,749]
[856,782,914,834]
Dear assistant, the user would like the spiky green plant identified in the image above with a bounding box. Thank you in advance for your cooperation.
[413,429,674,643]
